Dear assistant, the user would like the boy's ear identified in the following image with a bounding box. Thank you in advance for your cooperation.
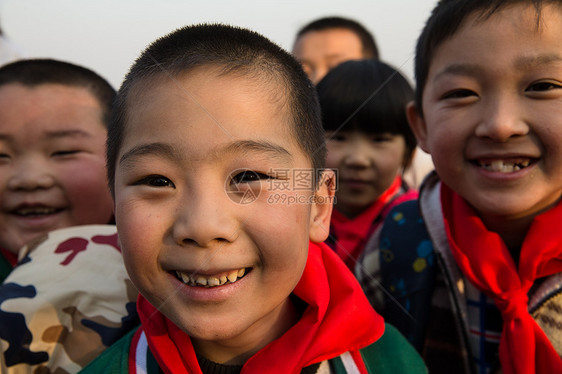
[309,169,335,243]
[406,101,430,153]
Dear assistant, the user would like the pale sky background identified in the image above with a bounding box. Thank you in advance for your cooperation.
[0,0,437,89]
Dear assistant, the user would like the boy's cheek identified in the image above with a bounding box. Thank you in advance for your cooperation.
[115,203,155,252]
[117,218,158,286]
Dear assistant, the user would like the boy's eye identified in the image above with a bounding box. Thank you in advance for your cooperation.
[441,89,477,100]
[371,134,393,143]
[0,153,10,163]
[135,175,175,188]
[327,58,345,71]
[52,150,80,157]
[327,133,348,142]
[526,81,562,92]
[231,170,271,184]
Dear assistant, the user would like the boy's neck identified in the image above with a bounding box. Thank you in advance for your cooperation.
[193,294,304,365]
[197,354,243,374]
[480,215,531,266]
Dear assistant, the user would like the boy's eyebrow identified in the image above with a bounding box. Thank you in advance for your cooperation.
[0,134,13,142]
[514,54,562,70]
[223,140,293,162]
[435,54,562,80]
[119,142,181,167]
[434,63,481,80]
[119,140,293,167]
[44,129,94,138]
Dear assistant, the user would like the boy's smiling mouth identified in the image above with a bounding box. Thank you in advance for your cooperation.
[474,158,534,173]
[174,268,250,287]
[11,204,64,217]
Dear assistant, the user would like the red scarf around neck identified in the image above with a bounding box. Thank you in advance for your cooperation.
[0,247,17,267]
[440,183,562,374]
[331,176,403,268]
[135,241,385,374]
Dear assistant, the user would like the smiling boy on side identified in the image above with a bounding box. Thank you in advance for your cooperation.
[0,59,138,373]
[0,59,114,279]
[367,1,562,373]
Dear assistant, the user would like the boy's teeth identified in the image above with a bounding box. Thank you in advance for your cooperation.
[479,159,530,173]
[15,207,57,216]
[180,272,190,284]
[491,160,503,170]
[227,271,238,283]
[175,268,248,288]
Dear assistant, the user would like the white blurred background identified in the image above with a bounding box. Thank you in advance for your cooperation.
[0,0,437,88]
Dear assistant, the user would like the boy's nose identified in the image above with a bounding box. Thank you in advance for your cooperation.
[343,141,371,168]
[172,187,239,248]
[310,65,328,85]
[475,97,529,141]
[7,158,56,191]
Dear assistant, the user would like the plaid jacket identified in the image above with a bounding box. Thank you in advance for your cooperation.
[357,172,562,374]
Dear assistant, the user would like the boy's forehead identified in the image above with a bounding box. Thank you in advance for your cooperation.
[0,81,93,97]
[427,4,552,70]
[433,3,552,52]
[0,82,102,114]
[127,67,289,116]
[0,82,105,128]
[123,69,308,161]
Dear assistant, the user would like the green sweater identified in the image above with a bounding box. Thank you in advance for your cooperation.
[80,323,427,373]
[0,253,12,283]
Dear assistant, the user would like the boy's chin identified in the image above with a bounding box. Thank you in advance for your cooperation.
[168,304,254,342]
[463,194,557,225]
[181,316,262,360]
[2,231,47,256]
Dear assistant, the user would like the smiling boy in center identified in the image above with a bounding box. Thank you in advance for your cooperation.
[81,24,426,373]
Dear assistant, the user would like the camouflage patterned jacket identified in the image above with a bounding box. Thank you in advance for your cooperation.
[0,225,139,373]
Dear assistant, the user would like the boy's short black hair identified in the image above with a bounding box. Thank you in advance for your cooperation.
[0,59,115,127]
[414,0,552,113]
[295,17,379,59]
[316,59,416,169]
[107,23,324,194]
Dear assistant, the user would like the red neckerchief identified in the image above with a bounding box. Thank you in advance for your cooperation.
[440,183,562,374]
[330,176,402,268]
[135,241,384,374]
[0,247,17,267]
